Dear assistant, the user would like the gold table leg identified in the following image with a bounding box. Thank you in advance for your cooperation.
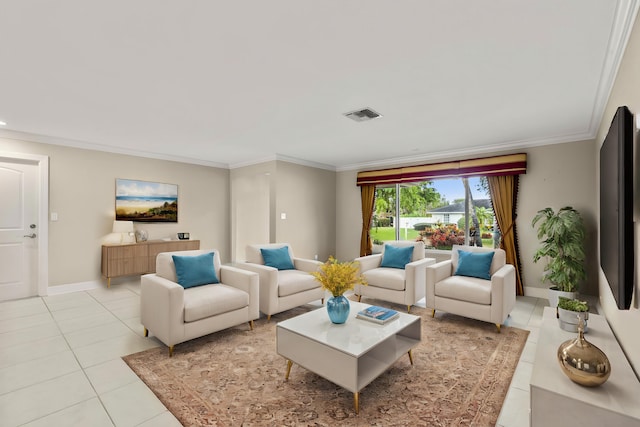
[354,392,359,414]
[285,360,293,380]
[408,349,414,365]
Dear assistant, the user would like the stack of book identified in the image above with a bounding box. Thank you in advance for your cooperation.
[356,306,399,324]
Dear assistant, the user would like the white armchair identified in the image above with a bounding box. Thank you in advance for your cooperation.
[426,244,516,332]
[237,243,325,320]
[354,241,435,313]
[141,249,259,356]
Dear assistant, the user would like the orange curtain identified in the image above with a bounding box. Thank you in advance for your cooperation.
[487,175,524,295]
[360,185,376,256]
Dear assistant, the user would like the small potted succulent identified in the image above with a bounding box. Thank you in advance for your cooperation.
[556,296,589,333]
[372,239,384,254]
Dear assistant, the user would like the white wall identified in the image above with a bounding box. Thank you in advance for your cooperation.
[594,11,640,374]
[0,137,230,287]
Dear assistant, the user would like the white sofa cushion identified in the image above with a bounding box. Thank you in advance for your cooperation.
[363,268,406,291]
[183,284,249,323]
[277,270,319,297]
[435,275,492,305]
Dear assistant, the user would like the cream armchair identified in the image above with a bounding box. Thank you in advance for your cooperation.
[141,249,259,356]
[237,243,324,320]
[426,244,516,332]
[354,241,435,313]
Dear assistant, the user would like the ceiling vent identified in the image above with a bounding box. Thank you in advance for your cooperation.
[343,108,382,122]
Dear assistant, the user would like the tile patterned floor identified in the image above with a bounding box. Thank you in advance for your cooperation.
[0,279,546,426]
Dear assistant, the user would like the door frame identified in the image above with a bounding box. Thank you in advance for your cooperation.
[0,151,49,297]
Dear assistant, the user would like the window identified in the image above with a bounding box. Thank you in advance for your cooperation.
[371,177,498,250]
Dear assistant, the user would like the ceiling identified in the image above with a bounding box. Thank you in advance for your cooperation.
[0,1,638,170]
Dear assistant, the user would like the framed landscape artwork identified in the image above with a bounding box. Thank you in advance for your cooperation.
[115,179,178,222]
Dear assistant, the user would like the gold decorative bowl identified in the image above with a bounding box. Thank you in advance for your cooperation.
[557,318,611,387]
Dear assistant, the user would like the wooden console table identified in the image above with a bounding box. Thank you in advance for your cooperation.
[530,307,640,426]
[101,240,200,287]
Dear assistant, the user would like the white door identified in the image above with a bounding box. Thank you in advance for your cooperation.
[0,160,39,300]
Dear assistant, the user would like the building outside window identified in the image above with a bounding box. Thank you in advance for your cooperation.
[371,177,498,251]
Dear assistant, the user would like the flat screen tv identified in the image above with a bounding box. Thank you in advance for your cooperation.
[599,105,634,310]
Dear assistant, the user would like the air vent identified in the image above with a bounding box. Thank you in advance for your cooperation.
[343,108,382,122]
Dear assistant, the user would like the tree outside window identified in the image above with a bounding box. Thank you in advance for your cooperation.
[371,177,498,250]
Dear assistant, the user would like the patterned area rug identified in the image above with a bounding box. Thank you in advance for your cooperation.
[123,300,529,426]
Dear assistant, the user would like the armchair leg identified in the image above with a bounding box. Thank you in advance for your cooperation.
[321,298,324,304]
[267,314,271,322]
[169,345,174,357]
[248,320,254,330]
[143,327,148,337]
[358,295,362,302]
[495,324,501,333]
[407,305,411,313]
[431,309,436,318]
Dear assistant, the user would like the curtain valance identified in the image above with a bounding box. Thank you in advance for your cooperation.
[356,153,527,186]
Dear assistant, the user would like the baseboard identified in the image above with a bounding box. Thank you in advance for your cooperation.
[523,286,548,299]
[46,280,102,296]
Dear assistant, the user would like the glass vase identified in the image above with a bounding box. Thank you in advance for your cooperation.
[326,295,350,324]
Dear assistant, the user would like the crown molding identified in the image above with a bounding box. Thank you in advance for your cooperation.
[588,0,640,136]
[229,154,335,171]
[335,131,595,172]
[0,129,229,169]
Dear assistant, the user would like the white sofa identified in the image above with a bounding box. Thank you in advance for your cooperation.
[354,241,435,313]
[237,243,324,320]
[425,244,516,332]
[141,249,259,356]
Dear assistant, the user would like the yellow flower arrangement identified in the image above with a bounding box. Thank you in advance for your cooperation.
[311,256,367,297]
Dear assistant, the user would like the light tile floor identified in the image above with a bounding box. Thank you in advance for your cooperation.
[0,278,547,426]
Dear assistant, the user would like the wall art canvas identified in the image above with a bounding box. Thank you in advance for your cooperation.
[116,179,178,222]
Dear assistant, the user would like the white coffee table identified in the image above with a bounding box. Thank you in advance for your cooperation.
[276,301,421,414]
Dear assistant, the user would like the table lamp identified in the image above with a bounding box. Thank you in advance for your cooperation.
[112,220,135,243]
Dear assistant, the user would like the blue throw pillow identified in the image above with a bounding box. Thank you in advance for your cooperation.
[260,246,295,270]
[454,250,495,280]
[172,252,219,288]
[380,244,414,269]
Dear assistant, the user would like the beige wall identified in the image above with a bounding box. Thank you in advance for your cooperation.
[594,11,640,373]
[0,137,230,287]
[335,169,362,262]
[230,160,336,262]
[518,140,597,295]
[274,161,336,261]
[336,140,597,295]
[230,161,275,261]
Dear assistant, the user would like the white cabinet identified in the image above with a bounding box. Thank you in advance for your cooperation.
[530,307,640,426]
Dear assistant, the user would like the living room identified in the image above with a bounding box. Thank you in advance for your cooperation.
[1,2,640,426]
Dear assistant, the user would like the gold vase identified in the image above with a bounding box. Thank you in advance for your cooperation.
[557,317,611,387]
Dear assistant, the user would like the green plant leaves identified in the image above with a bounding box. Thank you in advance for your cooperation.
[531,206,586,292]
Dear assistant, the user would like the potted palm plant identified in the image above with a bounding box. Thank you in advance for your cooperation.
[532,206,587,308]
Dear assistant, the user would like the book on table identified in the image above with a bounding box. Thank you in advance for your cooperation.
[356,305,399,324]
